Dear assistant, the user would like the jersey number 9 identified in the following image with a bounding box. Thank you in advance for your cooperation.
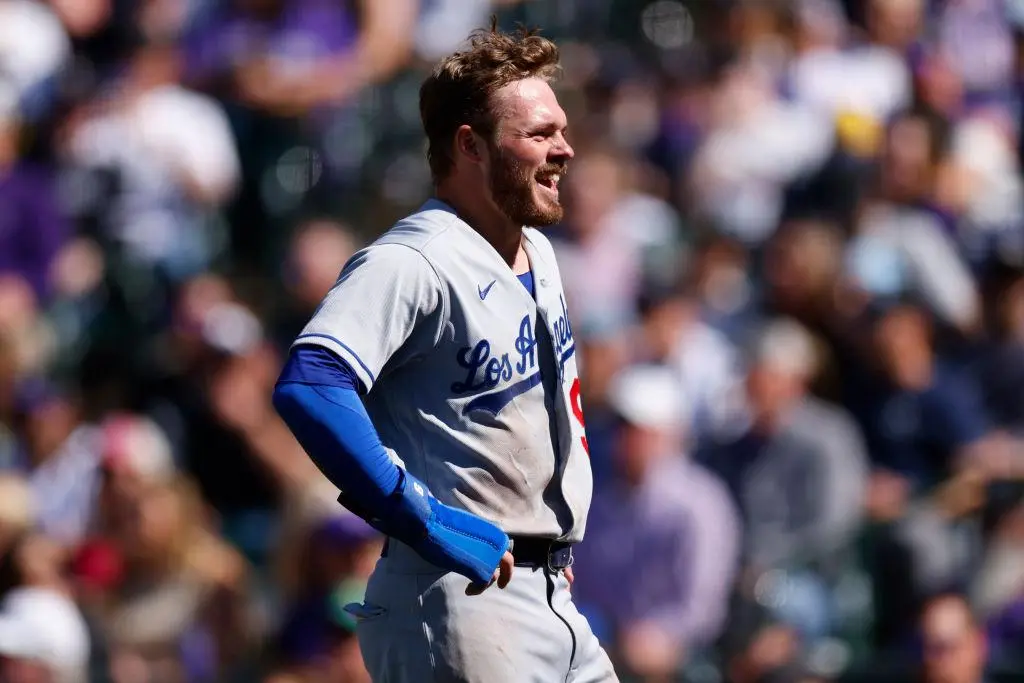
[569,378,589,456]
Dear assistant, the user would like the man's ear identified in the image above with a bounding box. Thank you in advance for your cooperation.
[455,125,485,164]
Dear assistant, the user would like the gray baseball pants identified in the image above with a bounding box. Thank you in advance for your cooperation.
[346,539,619,683]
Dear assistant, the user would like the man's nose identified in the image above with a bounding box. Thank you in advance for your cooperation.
[557,136,575,161]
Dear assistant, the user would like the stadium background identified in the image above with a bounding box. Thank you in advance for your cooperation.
[0,0,1023,682]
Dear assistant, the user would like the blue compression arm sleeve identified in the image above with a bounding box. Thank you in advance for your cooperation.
[273,346,400,510]
[273,346,509,584]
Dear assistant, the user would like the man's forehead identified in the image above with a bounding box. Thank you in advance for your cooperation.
[491,78,566,129]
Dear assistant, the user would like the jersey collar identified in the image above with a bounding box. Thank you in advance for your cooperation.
[422,197,549,296]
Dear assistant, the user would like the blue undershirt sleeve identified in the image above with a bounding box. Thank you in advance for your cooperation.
[273,345,400,511]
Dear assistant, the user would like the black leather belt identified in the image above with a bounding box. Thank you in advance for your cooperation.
[509,535,573,571]
[379,536,574,572]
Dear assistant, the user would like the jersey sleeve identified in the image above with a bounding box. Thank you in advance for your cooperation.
[292,243,446,393]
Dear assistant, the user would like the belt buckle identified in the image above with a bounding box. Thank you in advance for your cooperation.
[547,543,572,573]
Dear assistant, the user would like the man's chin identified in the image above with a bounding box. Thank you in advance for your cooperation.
[532,211,563,228]
[493,189,563,228]
[519,207,563,228]
[522,195,564,227]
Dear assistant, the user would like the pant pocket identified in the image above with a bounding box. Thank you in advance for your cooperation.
[344,600,388,623]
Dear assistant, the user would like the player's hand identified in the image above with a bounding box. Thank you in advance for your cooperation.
[564,565,574,588]
[465,550,514,596]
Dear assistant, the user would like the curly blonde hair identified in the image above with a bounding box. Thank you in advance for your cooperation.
[419,19,561,182]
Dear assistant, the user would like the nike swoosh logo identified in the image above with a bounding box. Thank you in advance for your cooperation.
[478,280,496,300]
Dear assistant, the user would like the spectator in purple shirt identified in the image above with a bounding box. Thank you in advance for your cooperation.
[572,364,742,680]
[184,0,418,116]
[0,110,69,303]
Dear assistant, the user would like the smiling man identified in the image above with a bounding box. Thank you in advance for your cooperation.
[272,21,618,683]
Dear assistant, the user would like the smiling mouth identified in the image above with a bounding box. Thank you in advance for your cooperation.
[536,173,561,193]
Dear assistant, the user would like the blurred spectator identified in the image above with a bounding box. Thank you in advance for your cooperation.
[632,278,747,445]
[689,58,834,245]
[931,0,1015,113]
[763,220,846,328]
[157,272,236,378]
[761,219,862,402]
[200,302,322,490]
[944,114,1024,271]
[972,493,1024,663]
[84,464,250,683]
[698,318,869,640]
[60,37,241,286]
[788,0,912,148]
[551,147,680,329]
[138,295,321,563]
[0,474,35,555]
[272,503,379,683]
[266,578,370,683]
[0,586,91,683]
[573,364,741,680]
[414,0,520,63]
[720,601,806,683]
[11,379,100,548]
[48,0,142,83]
[919,593,988,683]
[686,233,757,336]
[849,302,1002,493]
[863,0,925,56]
[91,411,176,536]
[978,272,1024,435]
[865,469,988,654]
[844,110,982,335]
[0,0,71,121]
[0,105,71,302]
[186,0,418,117]
[273,218,358,352]
[275,489,381,599]
[0,527,90,683]
[974,505,1024,675]
[0,275,58,386]
[0,530,70,596]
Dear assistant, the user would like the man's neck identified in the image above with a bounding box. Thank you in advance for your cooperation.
[435,184,522,266]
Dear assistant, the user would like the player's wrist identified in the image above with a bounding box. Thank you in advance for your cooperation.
[375,470,509,584]
[382,469,434,542]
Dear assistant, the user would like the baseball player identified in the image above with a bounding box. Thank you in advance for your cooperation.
[273,22,619,683]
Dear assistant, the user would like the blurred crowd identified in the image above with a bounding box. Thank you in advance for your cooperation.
[2,0,1024,682]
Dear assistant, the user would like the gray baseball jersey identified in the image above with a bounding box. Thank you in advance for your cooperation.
[293,198,593,542]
